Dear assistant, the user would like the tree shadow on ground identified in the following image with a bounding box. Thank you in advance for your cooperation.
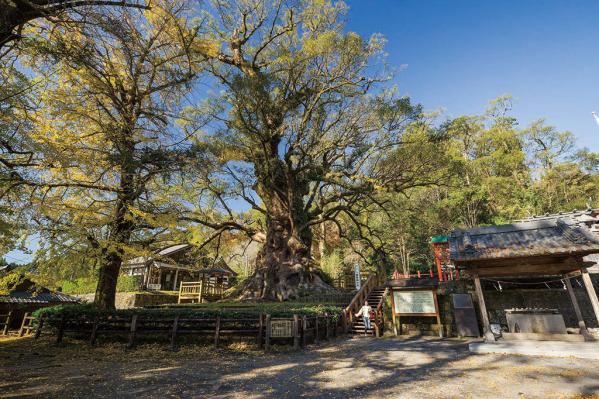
[1,336,599,398]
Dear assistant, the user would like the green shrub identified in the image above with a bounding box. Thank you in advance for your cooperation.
[33,302,343,322]
[59,275,140,295]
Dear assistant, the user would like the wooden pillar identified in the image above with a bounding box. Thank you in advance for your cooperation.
[214,315,221,348]
[257,313,264,348]
[390,289,398,336]
[173,269,179,291]
[565,276,595,341]
[293,314,300,350]
[199,274,205,303]
[127,315,138,349]
[434,291,443,338]
[264,314,271,351]
[35,314,45,339]
[89,317,99,346]
[473,274,495,341]
[3,311,12,336]
[581,269,599,326]
[301,316,308,347]
[170,315,179,351]
[143,265,150,289]
[56,315,66,344]
[19,312,30,337]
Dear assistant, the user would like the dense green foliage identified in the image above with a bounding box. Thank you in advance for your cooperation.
[344,96,599,276]
[33,302,343,321]
[1,1,598,305]
[59,275,140,295]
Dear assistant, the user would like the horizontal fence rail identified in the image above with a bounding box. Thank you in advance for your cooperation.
[32,312,342,351]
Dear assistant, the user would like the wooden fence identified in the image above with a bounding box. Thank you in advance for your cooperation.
[32,312,341,351]
[1,311,12,335]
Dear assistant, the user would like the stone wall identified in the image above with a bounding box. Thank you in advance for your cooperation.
[76,292,178,309]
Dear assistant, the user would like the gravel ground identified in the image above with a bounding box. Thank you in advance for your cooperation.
[1,335,598,399]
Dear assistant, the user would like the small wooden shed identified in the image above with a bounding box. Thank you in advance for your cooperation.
[0,278,79,333]
[449,217,599,341]
[122,244,237,291]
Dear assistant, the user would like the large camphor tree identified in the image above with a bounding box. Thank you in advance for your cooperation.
[0,0,149,56]
[14,1,200,309]
[184,0,443,300]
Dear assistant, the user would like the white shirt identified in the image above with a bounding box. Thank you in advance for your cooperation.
[356,305,372,318]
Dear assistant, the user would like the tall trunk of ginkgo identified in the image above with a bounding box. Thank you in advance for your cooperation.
[94,134,136,309]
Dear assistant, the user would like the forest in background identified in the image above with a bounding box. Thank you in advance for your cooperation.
[1,0,598,306]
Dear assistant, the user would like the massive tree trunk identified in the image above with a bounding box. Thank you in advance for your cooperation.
[240,152,330,300]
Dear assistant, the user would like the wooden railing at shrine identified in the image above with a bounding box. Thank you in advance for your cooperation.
[178,280,225,304]
[391,268,460,282]
[372,287,389,337]
[343,272,383,331]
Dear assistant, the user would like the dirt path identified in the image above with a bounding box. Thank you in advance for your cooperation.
[1,336,598,398]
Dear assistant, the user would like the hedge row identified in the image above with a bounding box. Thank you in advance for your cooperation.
[33,302,344,322]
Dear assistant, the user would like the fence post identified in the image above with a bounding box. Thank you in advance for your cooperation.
[214,315,221,348]
[325,313,330,341]
[2,311,11,336]
[127,315,138,349]
[332,314,337,337]
[257,313,264,348]
[19,312,30,337]
[302,316,307,348]
[89,317,99,346]
[293,315,300,350]
[170,315,179,351]
[265,314,271,351]
[56,315,66,344]
[314,316,320,344]
[34,314,45,339]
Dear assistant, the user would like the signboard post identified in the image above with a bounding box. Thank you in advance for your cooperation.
[354,264,361,290]
[390,288,442,337]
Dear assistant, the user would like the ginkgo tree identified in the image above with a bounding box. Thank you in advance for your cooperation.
[15,1,202,309]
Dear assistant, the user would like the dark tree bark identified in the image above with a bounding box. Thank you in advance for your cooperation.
[0,0,148,52]
[240,138,330,300]
[94,137,135,309]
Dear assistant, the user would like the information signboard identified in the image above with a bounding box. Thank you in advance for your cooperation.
[354,264,361,290]
[270,320,293,337]
[393,290,437,315]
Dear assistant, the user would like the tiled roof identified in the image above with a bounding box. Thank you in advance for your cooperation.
[449,218,599,263]
[0,291,79,304]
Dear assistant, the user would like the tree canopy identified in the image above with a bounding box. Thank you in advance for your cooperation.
[1,0,598,308]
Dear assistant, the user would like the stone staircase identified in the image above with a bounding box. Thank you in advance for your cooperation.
[349,286,387,335]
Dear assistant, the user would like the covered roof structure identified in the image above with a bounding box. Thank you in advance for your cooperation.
[0,278,78,305]
[449,217,599,341]
[449,218,599,277]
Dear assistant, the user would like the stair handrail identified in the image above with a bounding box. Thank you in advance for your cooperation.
[344,272,379,328]
[372,287,389,337]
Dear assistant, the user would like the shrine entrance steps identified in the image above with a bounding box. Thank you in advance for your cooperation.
[349,286,386,336]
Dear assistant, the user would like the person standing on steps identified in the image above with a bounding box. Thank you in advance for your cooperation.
[355,300,373,335]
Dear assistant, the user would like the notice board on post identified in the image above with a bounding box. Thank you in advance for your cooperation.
[387,279,442,337]
[393,290,437,316]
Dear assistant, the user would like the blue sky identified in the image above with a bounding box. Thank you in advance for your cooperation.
[346,0,599,149]
[5,0,599,264]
